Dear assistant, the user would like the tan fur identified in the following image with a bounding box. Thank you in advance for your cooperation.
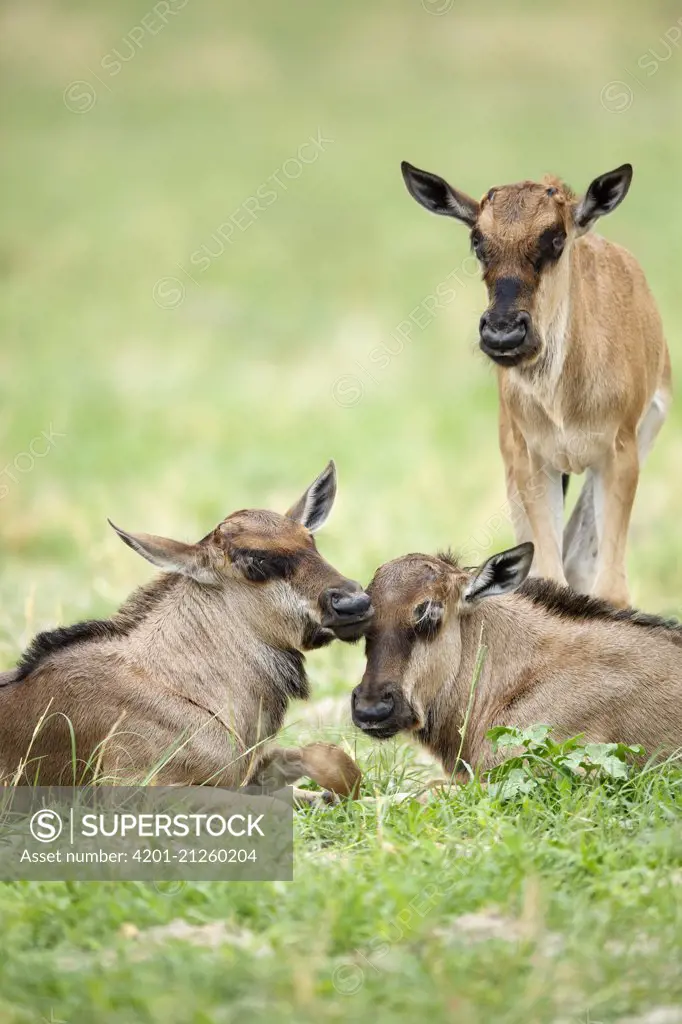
[0,467,372,790]
[355,552,682,774]
[486,181,669,606]
[249,742,362,798]
[402,162,672,608]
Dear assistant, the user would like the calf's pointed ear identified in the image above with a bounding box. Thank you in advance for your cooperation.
[285,460,337,533]
[401,161,480,227]
[574,163,633,235]
[463,542,534,604]
[108,520,213,581]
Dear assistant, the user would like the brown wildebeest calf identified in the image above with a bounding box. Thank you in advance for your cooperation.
[352,542,682,774]
[0,461,371,795]
[401,160,671,607]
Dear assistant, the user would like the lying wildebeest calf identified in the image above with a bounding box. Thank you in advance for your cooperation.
[0,461,372,793]
[353,542,682,774]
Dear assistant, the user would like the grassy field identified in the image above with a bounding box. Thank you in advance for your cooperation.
[1,0,682,1020]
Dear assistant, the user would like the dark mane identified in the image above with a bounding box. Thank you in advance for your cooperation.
[14,574,180,681]
[277,649,309,702]
[15,620,127,680]
[436,549,462,569]
[519,577,682,643]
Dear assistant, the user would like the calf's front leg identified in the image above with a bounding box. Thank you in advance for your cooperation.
[247,743,362,803]
[563,470,598,595]
[499,403,533,547]
[513,439,567,585]
[592,431,639,608]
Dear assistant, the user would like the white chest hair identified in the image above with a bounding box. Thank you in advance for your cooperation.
[508,298,613,473]
[512,298,569,420]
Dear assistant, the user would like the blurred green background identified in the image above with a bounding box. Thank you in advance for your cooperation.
[2,0,682,678]
[2,3,682,1021]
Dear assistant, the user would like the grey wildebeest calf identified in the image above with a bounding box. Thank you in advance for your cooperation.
[0,461,370,795]
[401,160,671,608]
[352,542,682,774]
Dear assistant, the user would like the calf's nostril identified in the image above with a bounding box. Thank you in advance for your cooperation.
[353,692,395,724]
[480,316,528,351]
[330,591,372,617]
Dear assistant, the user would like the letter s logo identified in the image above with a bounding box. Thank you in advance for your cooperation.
[29,809,63,843]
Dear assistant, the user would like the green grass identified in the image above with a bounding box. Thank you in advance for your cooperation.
[0,753,680,1023]
[1,0,682,1019]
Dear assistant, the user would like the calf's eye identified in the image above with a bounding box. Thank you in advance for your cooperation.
[244,556,270,581]
[534,229,566,271]
[232,550,293,582]
[412,600,444,639]
[471,231,485,259]
[552,233,566,255]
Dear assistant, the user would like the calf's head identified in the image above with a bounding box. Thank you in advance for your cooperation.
[110,461,373,651]
[352,543,534,739]
[401,159,633,368]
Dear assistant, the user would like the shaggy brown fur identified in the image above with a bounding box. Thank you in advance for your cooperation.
[0,463,372,793]
[353,544,682,774]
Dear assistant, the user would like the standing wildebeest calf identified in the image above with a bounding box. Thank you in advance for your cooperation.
[0,461,372,792]
[352,542,682,774]
[401,159,671,607]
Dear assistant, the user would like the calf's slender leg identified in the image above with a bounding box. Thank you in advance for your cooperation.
[513,440,566,583]
[592,431,639,607]
[499,404,533,546]
[246,747,330,804]
[563,471,597,595]
[564,388,669,599]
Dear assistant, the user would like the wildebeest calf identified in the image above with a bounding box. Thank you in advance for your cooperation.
[0,461,372,792]
[352,542,682,773]
[401,160,671,608]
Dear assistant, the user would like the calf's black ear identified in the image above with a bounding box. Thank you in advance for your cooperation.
[463,542,534,604]
[401,161,480,227]
[286,460,337,533]
[108,520,213,582]
[574,163,632,233]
